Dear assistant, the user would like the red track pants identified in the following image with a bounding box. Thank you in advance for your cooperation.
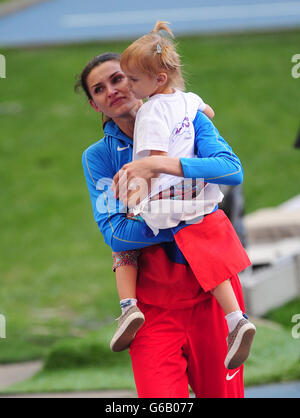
[130,274,245,398]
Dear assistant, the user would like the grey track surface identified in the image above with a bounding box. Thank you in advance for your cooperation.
[0,0,300,47]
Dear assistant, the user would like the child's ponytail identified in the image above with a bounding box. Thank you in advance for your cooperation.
[152,21,174,38]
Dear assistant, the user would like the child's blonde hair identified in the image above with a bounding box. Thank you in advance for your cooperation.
[121,21,185,91]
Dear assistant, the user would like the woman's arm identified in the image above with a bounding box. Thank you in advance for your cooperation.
[181,111,243,185]
[82,141,174,252]
[113,111,243,199]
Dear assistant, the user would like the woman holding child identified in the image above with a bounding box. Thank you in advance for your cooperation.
[79,22,254,398]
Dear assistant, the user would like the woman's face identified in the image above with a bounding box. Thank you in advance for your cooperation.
[87,60,139,119]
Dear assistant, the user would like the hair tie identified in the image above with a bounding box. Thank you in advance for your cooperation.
[156,43,162,54]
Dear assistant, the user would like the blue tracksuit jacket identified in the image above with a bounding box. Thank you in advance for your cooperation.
[82,111,243,258]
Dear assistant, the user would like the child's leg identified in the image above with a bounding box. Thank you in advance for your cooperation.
[211,279,240,316]
[113,250,139,312]
[212,279,256,370]
[115,264,137,300]
[110,250,145,352]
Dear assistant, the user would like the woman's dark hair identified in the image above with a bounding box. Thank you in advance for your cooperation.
[74,52,121,100]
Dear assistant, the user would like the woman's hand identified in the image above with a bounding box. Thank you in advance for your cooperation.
[111,156,183,202]
[112,157,158,202]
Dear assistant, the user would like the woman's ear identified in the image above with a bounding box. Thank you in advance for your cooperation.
[157,72,168,86]
[89,99,100,113]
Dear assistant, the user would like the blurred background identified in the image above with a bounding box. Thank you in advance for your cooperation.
[0,0,299,397]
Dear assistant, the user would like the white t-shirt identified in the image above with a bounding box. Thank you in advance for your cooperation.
[131,90,223,235]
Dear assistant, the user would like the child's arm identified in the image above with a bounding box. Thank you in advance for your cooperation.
[197,94,214,119]
[202,104,215,119]
[149,150,167,157]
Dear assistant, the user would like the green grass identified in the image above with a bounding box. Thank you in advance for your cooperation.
[2,366,136,394]
[1,323,136,394]
[244,318,300,386]
[0,30,300,392]
[264,298,300,329]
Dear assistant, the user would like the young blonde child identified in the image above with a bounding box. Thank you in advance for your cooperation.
[110,21,255,370]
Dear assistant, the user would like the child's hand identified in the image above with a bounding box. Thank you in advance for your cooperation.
[203,104,215,119]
